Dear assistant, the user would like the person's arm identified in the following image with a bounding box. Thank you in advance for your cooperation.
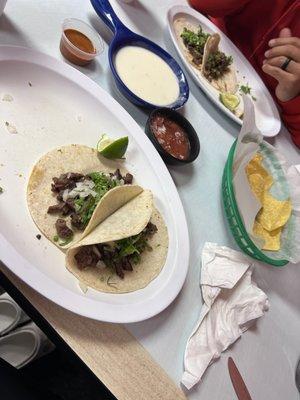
[188,0,251,17]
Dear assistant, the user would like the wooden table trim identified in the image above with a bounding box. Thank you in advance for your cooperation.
[0,263,187,400]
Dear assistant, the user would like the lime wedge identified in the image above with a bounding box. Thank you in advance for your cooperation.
[219,93,240,111]
[97,134,129,159]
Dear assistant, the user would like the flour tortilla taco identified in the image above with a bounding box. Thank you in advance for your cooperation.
[202,33,238,94]
[66,189,168,293]
[27,144,168,293]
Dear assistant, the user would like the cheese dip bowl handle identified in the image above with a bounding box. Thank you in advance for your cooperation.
[91,0,125,33]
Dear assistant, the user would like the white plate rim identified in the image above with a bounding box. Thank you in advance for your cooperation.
[167,5,281,137]
[0,45,190,323]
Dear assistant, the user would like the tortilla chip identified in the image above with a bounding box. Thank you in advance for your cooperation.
[264,175,274,191]
[246,154,269,179]
[248,173,274,202]
[247,152,292,251]
[253,221,281,251]
[246,153,274,203]
[257,192,292,231]
[248,174,265,202]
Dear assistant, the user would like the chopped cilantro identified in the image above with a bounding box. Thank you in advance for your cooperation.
[181,26,210,65]
[75,172,121,228]
[53,235,59,242]
[101,229,153,267]
[240,83,251,95]
[59,236,73,247]
[0,187,3,194]
[239,84,257,101]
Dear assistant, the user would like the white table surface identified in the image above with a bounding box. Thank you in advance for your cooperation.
[1,1,300,399]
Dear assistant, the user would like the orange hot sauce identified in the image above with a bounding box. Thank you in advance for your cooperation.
[60,29,96,66]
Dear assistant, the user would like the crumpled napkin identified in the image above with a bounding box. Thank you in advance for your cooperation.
[181,242,269,390]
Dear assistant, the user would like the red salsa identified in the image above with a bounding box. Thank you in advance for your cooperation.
[150,114,190,160]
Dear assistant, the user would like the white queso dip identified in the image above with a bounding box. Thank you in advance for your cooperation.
[114,46,179,106]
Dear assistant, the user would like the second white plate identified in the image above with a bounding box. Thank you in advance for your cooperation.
[168,5,281,137]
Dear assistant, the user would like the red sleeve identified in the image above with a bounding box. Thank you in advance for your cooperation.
[188,0,251,17]
[278,96,300,149]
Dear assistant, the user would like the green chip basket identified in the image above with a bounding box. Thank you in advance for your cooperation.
[222,140,288,267]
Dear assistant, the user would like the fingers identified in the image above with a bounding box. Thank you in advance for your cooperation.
[268,37,300,48]
[263,56,300,74]
[265,44,300,62]
[262,64,298,101]
[279,28,292,38]
[262,63,292,81]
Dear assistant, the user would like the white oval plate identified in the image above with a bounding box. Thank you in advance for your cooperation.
[168,5,281,137]
[0,46,189,323]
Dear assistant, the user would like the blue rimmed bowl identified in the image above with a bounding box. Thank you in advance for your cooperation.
[90,0,189,109]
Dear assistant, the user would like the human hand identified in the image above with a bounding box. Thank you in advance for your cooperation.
[262,28,300,102]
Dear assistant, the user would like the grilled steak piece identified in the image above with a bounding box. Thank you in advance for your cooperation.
[56,191,64,201]
[70,213,85,230]
[47,198,76,216]
[47,203,65,214]
[67,172,84,181]
[115,262,125,279]
[51,172,84,193]
[144,222,158,236]
[114,168,123,181]
[55,218,73,239]
[124,173,133,184]
[74,246,101,270]
[122,257,133,271]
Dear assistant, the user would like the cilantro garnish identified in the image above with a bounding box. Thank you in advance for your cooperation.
[240,83,256,101]
[181,26,210,65]
[53,234,73,246]
[75,172,121,228]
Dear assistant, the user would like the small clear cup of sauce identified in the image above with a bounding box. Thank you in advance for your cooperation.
[60,18,104,66]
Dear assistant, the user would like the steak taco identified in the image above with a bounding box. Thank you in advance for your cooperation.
[66,189,168,293]
[27,144,168,293]
[201,33,237,94]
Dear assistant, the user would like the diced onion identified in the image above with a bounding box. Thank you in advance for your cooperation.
[64,180,97,201]
[62,189,69,202]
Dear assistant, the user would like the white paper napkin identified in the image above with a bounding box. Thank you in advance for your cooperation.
[232,96,262,234]
[181,242,269,390]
